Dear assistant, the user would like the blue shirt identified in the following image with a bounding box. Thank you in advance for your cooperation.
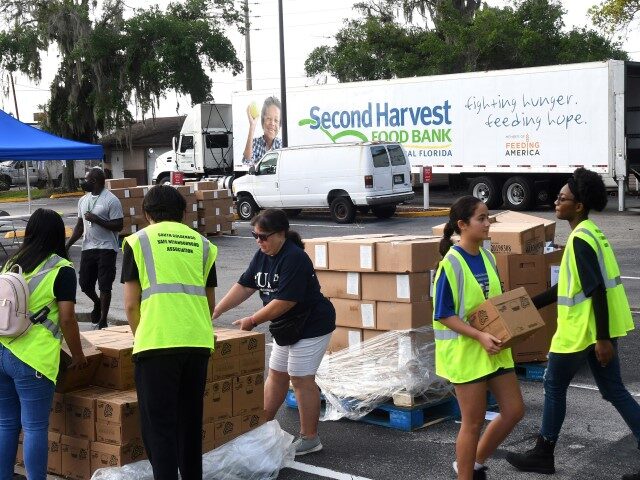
[243,136,282,166]
[433,246,490,321]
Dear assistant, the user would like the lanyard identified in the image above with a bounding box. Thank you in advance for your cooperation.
[87,190,103,213]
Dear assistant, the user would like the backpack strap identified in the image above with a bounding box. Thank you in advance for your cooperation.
[27,255,66,341]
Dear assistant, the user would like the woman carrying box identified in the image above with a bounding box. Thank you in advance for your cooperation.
[434,196,525,480]
[506,168,639,479]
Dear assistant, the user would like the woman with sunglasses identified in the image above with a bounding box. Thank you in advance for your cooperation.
[213,209,335,456]
[506,168,639,478]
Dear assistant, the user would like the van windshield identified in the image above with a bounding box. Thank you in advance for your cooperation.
[387,145,406,166]
[371,146,390,168]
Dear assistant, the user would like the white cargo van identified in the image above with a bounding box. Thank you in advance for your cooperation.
[232,142,414,223]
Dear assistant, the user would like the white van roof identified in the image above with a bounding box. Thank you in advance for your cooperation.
[274,141,401,153]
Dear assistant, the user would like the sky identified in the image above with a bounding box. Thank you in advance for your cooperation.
[1,0,639,123]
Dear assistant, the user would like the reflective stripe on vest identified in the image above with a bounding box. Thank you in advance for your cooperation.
[137,230,208,302]
[26,254,64,340]
[435,247,496,341]
[557,228,622,307]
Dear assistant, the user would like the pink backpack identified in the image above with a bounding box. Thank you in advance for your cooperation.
[0,264,31,337]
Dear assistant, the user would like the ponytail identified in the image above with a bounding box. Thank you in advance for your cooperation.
[286,230,304,249]
[439,221,455,257]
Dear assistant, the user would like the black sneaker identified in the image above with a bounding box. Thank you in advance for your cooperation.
[90,303,101,324]
[622,471,640,480]
[473,466,488,479]
[506,436,556,474]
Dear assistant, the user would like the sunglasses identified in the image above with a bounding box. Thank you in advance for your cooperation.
[251,231,277,241]
[556,195,577,203]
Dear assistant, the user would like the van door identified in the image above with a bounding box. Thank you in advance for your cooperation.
[387,144,411,192]
[370,145,392,193]
[176,135,195,173]
[253,152,281,207]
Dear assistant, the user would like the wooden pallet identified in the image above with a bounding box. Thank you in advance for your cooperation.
[515,362,547,382]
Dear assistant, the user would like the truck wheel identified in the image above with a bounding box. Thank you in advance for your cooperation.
[372,205,396,219]
[469,176,502,209]
[0,177,10,191]
[502,176,533,211]
[237,195,259,221]
[330,197,356,224]
[157,175,171,186]
[284,209,302,218]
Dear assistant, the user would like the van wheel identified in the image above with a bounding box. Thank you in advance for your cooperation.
[469,176,502,209]
[372,205,396,219]
[237,195,259,221]
[157,175,171,186]
[284,209,302,218]
[330,197,356,224]
[0,176,10,191]
[502,176,533,211]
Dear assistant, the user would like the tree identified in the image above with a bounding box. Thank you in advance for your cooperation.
[0,0,243,189]
[590,0,640,33]
[305,0,627,83]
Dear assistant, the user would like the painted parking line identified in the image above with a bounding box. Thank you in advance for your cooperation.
[289,461,373,480]
[621,276,640,281]
[570,383,640,397]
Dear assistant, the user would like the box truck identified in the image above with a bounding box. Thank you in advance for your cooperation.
[232,60,640,211]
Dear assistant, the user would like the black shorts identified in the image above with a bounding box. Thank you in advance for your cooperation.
[453,367,515,385]
[79,249,118,293]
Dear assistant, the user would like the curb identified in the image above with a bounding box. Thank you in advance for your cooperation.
[0,196,45,204]
[50,192,84,199]
[396,208,450,218]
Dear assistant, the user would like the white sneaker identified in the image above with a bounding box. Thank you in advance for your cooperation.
[293,435,323,456]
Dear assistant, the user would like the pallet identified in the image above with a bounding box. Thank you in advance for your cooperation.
[202,229,236,237]
[515,362,547,382]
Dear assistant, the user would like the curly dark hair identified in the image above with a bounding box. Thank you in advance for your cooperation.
[567,168,608,213]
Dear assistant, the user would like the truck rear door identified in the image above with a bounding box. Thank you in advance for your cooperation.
[369,145,392,193]
[386,144,411,192]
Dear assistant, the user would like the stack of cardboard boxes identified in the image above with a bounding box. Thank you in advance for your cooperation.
[433,211,562,363]
[15,326,266,479]
[185,180,235,236]
[105,178,150,236]
[305,234,442,352]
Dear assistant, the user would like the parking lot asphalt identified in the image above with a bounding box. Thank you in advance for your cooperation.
[3,189,640,480]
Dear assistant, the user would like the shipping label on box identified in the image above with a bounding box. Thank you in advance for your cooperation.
[65,386,114,440]
[375,236,441,273]
[327,327,363,353]
[214,416,242,448]
[468,287,545,349]
[232,373,264,416]
[90,440,146,473]
[316,270,361,300]
[376,301,433,330]
[304,237,336,270]
[50,392,65,434]
[361,272,430,303]
[61,435,91,480]
[330,298,376,329]
[48,432,62,475]
[488,223,546,255]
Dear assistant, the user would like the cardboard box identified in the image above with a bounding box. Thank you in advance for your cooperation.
[81,330,130,346]
[172,184,195,196]
[544,248,564,289]
[56,338,102,393]
[363,330,387,341]
[375,236,441,273]
[496,253,546,293]
[235,330,266,355]
[468,287,545,349]
[205,378,233,422]
[92,339,135,390]
[376,301,433,330]
[212,329,241,359]
[50,392,65,434]
[241,412,265,434]
[209,356,240,382]
[232,373,264,416]
[432,222,446,236]
[119,197,144,216]
[61,435,91,480]
[95,420,141,447]
[214,416,242,448]
[328,238,380,272]
[361,272,431,303]
[196,189,230,201]
[202,421,216,453]
[330,298,377,329]
[327,327,362,353]
[65,386,114,440]
[316,270,361,300]
[488,222,546,255]
[511,302,557,363]
[106,178,137,189]
[491,210,556,242]
[95,390,139,445]
[48,432,62,475]
[198,200,234,212]
[90,440,146,473]
[102,325,133,335]
[186,180,220,191]
[304,237,337,270]
[238,351,265,376]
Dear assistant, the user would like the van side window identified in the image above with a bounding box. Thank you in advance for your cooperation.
[258,153,278,175]
[179,136,194,152]
[371,146,390,168]
[387,145,407,165]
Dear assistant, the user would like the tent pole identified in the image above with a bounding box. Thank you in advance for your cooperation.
[25,162,32,214]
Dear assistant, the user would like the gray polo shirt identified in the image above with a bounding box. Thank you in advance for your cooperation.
[78,189,124,251]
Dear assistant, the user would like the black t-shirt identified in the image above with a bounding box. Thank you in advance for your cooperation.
[53,266,77,302]
[238,239,336,339]
[120,243,217,287]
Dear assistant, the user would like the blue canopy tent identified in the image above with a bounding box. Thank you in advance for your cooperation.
[0,108,104,212]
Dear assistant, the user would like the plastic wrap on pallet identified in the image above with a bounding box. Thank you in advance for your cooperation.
[316,327,453,421]
[90,421,295,480]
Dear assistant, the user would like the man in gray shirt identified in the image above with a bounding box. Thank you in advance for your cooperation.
[66,167,123,329]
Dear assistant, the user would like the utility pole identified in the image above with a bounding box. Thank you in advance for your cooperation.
[278,0,288,147]
[10,72,32,213]
[244,0,252,91]
[9,73,19,120]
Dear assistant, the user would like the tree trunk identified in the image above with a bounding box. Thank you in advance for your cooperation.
[62,160,76,191]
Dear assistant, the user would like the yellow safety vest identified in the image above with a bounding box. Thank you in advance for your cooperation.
[0,255,72,383]
[551,219,634,353]
[123,222,217,355]
[432,247,514,384]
